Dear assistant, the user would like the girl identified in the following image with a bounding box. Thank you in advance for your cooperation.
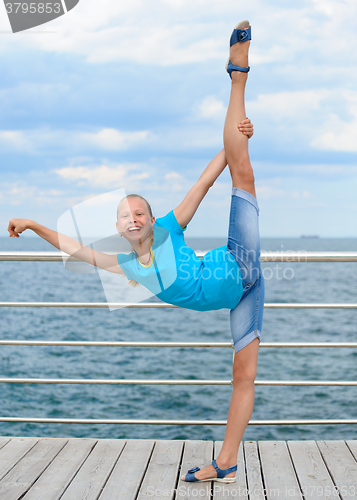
[8,20,264,484]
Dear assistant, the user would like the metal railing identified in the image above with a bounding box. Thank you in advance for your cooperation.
[1,250,357,262]
[1,250,356,427]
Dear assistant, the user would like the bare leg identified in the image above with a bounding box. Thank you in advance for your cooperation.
[215,338,259,473]
[223,26,256,198]
[182,338,259,481]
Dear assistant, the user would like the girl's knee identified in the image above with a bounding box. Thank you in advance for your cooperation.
[229,155,252,172]
[232,361,257,384]
[232,337,259,383]
[229,159,255,194]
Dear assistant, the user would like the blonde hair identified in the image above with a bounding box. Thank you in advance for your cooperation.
[117,194,154,288]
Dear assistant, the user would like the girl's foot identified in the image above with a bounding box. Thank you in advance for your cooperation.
[229,22,250,71]
[181,459,236,481]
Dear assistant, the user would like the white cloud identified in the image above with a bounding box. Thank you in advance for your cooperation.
[253,161,357,178]
[164,172,181,180]
[163,171,184,191]
[312,129,357,152]
[0,130,33,151]
[247,90,330,121]
[1,181,66,207]
[310,91,357,152]
[196,96,226,120]
[78,128,151,151]
[245,89,357,154]
[51,160,192,196]
[54,163,150,188]
[54,165,125,186]
[256,184,286,199]
[0,127,151,153]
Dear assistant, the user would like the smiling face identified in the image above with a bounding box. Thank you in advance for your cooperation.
[116,196,155,244]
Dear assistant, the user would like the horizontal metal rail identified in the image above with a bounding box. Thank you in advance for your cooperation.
[0,378,356,386]
[0,416,356,425]
[0,301,356,308]
[0,340,356,348]
[1,251,357,262]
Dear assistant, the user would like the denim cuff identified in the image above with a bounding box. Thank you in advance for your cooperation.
[232,187,259,214]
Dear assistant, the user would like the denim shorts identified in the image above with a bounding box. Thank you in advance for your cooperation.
[227,187,265,353]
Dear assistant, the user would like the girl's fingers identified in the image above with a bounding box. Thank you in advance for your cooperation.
[238,117,254,139]
[238,121,253,129]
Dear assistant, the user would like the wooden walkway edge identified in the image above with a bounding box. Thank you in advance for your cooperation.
[0,437,356,500]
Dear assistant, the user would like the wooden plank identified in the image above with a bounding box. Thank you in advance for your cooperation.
[99,439,154,500]
[346,440,357,461]
[288,440,338,500]
[213,440,248,500]
[0,437,11,452]
[0,437,39,481]
[317,440,357,500]
[175,440,213,500]
[244,441,265,500]
[61,438,126,500]
[22,438,97,500]
[0,438,67,500]
[137,440,184,500]
[258,441,303,500]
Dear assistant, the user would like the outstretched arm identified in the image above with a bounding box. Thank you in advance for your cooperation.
[173,117,253,229]
[7,219,124,274]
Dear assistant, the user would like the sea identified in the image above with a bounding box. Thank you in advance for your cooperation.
[0,236,356,442]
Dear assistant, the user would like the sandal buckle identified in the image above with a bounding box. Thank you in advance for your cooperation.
[188,466,200,474]
[238,29,249,42]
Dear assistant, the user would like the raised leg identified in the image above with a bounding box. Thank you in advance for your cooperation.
[223,27,256,198]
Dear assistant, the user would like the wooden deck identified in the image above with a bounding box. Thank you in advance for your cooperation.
[0,437,356,500]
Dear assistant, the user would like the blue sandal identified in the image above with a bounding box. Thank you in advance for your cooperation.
[226,20,251,78]
[181,459,237,483]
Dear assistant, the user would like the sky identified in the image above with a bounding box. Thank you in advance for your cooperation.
[1,0,357,239]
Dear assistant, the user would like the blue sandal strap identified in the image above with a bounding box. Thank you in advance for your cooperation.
[212,459,237,479]
[226,60,250,78]
[230,26,251,46]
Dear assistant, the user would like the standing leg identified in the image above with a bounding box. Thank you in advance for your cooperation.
[181,338,260,482]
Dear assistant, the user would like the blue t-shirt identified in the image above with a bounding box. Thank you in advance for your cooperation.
[116,210,243,311]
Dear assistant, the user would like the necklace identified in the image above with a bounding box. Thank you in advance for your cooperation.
[135,248,152,265]
[139,253,151,265]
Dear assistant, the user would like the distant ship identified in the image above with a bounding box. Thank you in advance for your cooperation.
[300,234,320,239]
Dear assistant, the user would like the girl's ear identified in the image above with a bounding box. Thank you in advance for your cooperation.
[116,221,123,236]
[151,216,155,227]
